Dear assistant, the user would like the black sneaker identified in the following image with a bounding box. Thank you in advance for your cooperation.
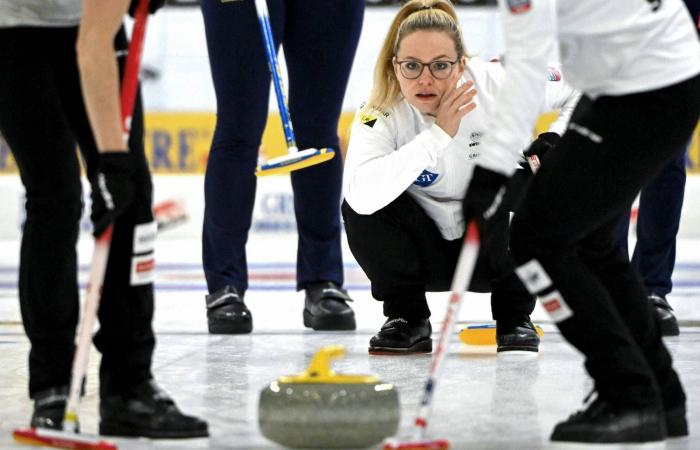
[303,281,356,330]
[369,318,432,354]
[99,380,208,439]
[650,294,679,337]
[206,285,252,334]
[496,316,540,352]
[550,393,666,443]
[31,386,70,430]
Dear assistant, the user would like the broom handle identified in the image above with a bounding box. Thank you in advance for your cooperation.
[411,222,480,440]
[253,0,297,152]
[63,0,150,432]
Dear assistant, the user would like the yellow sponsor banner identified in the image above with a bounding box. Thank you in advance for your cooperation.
[1,112,699,174]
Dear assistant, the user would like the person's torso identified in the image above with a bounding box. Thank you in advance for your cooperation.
[556,0,700,96]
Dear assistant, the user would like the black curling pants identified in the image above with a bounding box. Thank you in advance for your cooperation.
[0,26,156,399]
[342,192,535,321]
[509,74,700,410]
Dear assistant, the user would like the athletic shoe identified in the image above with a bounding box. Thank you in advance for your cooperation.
[550,393,666,443]
[369,317,432,354]
[99,379,208,439]
[649,294,679,336]
[303,281,356,330]
[205,285,252,334]
[496,315,540,352]
[30,386,70,430]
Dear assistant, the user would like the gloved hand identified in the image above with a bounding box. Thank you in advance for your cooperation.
[129,0,167,17]
[520,131,561,173]
[91,152,135,238]
[462,166,509,243]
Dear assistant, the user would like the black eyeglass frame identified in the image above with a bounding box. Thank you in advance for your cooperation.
[394,58,460,80]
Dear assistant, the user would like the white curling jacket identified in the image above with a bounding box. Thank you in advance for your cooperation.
[343,57,580,240]
[477,0,700,176]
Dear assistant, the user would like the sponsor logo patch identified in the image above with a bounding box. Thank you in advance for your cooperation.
[413,169,439,187]
[360,113,378,128]
[540,290,574,322]
[130,253,155,286]
[133,221,157,254]
[547,67,562,82]
[515,259,552,295]
[507,0,531,14]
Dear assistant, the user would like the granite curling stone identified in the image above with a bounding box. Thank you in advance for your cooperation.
[259,345,400,449]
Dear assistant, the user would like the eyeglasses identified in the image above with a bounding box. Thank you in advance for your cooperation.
[395,58,459,80]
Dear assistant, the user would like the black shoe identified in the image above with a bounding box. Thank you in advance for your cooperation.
[650,294,679,337]
[303,281,356,330]
[369,318,432,354]
[666,403,688,437]
[206,285,252,334]
[30,386,70,430]
[496,316,540,352]
[550,394,666,443]
[99,380,208,439]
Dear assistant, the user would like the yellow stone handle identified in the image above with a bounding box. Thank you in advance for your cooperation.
[278,345,380,384]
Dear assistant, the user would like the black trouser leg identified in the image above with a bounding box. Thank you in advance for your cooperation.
[342,193,532,320]
[82,29,155,398]
[487,210,536,321]
[342,195,455,320]
[510,75,700,408]
[0,27,82,397]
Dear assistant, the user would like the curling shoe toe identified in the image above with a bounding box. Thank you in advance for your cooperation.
[303,281,356,330]
[99,380,208,439]
[369,317,432,354]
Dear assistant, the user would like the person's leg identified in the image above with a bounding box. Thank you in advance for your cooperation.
[199,0,285,333]
[283,0,364,330]
[633,148,687,335]
[200,0,285,292]
[342,194,462,353]
[54,26,156,400]
[0,29,82,425]
[510,75,700,442]
[487,208,539,352]
[284,0,364,289]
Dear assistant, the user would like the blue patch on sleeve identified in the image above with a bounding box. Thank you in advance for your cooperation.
[413,170,439,187]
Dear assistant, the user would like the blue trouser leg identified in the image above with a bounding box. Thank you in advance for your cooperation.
[285,0,364,289]
[616,147,687,297]
[201,0,364,293]
[201,0,285,292]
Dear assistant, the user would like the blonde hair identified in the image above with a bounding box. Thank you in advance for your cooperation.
[366,0,466,112]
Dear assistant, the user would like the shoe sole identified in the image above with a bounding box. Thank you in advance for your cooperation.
[99,422,209,439]
[497,345,539,353]
[368,338,433,355]
[208,318,252,334]
[303,309,356,331]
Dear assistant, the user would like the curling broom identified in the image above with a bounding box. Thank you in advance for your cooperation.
[253,0,335,176]
[383,221,480,450]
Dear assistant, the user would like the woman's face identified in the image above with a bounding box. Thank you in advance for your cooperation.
[394,30,465,115]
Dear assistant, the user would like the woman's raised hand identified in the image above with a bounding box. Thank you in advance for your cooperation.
[435,79,477,137]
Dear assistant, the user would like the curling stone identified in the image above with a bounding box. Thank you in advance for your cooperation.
[259,345,400,449]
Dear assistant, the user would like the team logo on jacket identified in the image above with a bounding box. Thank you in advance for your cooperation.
[547,67,562,82]
[360,113,378,128]
[413,170,439,187]
[507,0,531,14]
